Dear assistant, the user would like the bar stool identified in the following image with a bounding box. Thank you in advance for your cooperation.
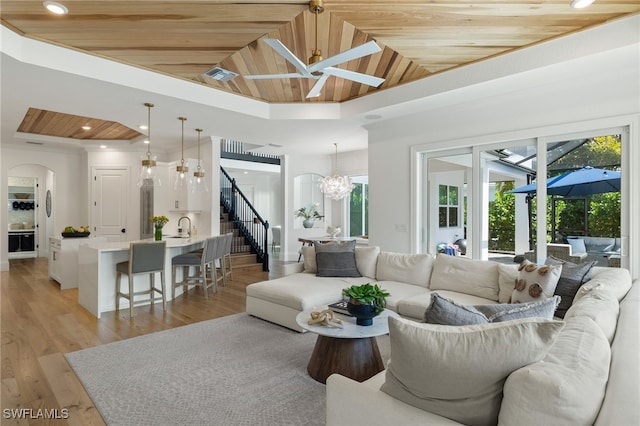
[115,240,167,317]
[171,236,218,299]
[221,232,234,285]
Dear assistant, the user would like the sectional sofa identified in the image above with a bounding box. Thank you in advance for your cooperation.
[245,245,638,426]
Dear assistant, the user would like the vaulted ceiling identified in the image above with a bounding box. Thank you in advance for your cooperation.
[2,0,639,105]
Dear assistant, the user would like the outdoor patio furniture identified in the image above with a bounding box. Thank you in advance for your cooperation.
[524,243,588,264]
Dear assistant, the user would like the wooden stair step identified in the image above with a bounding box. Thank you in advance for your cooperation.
[231,253,259,266]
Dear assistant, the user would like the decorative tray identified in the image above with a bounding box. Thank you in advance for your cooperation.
[61,232,91,238]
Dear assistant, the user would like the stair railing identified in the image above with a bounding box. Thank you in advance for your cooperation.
[220,166,269,271]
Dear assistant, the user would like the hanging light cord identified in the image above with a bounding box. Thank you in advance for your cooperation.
[179,117,186,167]
[196,129,202,171]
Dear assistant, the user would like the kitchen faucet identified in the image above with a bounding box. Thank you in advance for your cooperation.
[178,216,191,237]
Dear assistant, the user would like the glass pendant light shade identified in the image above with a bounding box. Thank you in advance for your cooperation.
[191,128,208,192]
[137,103,161,187]
[174,117,191,191]
[319,143,354,200]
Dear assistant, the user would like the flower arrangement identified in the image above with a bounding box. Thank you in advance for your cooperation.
[294,203,323,221]
[150,215,169,228]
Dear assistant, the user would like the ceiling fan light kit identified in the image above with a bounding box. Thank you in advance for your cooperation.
[243,0,384,99]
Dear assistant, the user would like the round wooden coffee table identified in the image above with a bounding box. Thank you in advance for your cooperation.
[295,308,399,384]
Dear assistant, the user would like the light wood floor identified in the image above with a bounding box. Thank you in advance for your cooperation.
[1,256,270,425]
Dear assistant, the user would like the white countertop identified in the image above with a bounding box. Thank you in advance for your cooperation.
[83,235,210,252]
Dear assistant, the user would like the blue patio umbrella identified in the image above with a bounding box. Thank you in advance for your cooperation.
[510,167,621,196]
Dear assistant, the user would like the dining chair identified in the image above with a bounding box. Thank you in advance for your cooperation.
[271,226,281,253]
[171,236,218,299]
[115,240,166,317]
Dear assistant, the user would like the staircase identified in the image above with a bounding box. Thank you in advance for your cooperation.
[220,207,264,273]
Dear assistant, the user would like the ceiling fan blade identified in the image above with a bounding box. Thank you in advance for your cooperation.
[244,73,308,80]
[306,74,330,98]
[262,38,312,77]
[323,67,385,87]
[308,41,382,73]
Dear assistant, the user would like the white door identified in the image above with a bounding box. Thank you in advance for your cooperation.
[92,167,129,241]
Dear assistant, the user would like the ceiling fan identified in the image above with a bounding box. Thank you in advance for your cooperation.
[243,0,385,98]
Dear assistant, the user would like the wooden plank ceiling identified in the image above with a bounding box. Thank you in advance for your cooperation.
[2,0,639,105]
[17,108,142,141]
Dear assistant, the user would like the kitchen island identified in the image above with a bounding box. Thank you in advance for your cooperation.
[78,235,210,318]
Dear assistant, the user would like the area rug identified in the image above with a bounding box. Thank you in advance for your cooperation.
[65,313,389,426]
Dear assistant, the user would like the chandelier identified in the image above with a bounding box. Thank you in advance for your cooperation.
[137,102,160,187]
[319,143,354,200]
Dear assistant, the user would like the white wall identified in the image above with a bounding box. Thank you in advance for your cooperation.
[367,18,640,278]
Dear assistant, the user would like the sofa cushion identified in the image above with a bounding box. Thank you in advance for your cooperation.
[374,281,429,313]
[565,282,620,343]
[302,246,318,273]
[314,241,361,277]
[566,237,587,254]
[497,263,519,303]
[354,246,380,279]
[499,316,610,426]
[375,252,434,288]
[545,256,596,318]
[511,259,562,303]
[429,254,500,301]
[381,316,564,426]
[245,273,362,311]
[578,267,633,303]
[423,293,560,325]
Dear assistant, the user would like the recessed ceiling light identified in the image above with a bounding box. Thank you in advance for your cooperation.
[144,139,150,144]
[82,125,92,130]
[43,1,68,15]
[139,125,148,130]
[99,145,107,149]
[570,0,595,8]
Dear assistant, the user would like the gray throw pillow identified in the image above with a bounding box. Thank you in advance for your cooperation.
[545,256,596,318]
[423,293,560,325]
[314,240,361,277]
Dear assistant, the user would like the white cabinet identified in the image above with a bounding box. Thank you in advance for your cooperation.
[168,159,202,212]
[49,236,106,289]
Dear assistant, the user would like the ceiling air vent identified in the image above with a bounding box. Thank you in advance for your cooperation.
[203,67,238,82]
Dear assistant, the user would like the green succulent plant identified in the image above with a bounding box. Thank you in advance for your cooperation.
[342,283,390,314]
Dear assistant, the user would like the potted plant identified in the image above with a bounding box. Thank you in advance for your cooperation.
[342,283,391,326]
[294,202,324,228]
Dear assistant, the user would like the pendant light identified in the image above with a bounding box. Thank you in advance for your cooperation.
[174,116,191,190]
[319,143,354,200]
[137,102,161,187]
[192,128,208,193]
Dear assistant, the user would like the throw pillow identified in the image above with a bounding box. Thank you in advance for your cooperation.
[314,240,361,277]
[422,293,489,325]
[545,255,596,318]
[381,316,564,426]
[511,260,562,303]
[423,293,560,325]
[566,237,587,254]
